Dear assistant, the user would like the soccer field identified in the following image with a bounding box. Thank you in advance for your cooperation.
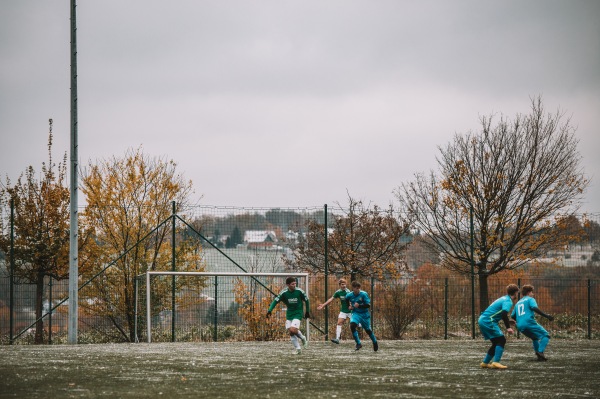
[1,340,599,398]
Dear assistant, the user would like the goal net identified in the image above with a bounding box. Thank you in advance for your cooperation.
[135,272,310,343]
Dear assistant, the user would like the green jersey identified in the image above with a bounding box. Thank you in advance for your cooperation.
[268,287,310,321]
[333,288,352,313]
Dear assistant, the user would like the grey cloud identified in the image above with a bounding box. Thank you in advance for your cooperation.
[1,0,598,212]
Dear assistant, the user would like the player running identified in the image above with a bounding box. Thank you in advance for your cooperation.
[478,284,519,369]
[317,278,352,344]
[511,284,554,361]
[345,281,378,352]
[266,277,311,354]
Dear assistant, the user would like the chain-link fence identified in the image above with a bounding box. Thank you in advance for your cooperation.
[1,273,598,343]
[1,205,599,344]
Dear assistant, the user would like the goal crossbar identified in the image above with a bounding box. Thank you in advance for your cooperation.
[137,271,309,343]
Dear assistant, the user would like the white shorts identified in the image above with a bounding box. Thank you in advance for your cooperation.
[338,312,351,320]
[285,319,301,330]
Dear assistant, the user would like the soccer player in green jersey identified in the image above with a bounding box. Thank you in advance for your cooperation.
[266,277,311,354]
[317,278,352,344]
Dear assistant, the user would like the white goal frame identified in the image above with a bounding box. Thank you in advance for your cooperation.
[138,271,310,343]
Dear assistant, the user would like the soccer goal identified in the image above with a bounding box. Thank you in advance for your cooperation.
[135,271,310,343]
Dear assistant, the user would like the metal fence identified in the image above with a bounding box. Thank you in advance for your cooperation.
[1,205,599,344]
[1,270,598,344]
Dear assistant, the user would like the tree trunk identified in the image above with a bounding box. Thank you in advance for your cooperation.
[34,273,45,344]
[128,307,136,343]
[478,273,490,311]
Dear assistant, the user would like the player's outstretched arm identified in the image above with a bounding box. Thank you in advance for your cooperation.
[533,307,554,321]
[266,297,279,318]
[317,297,334,310]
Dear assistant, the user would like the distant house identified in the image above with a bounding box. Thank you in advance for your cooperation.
[244,230,277,249]
[285,230,299,243]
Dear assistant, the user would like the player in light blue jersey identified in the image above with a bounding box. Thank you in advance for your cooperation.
[345,281,378,352]
[478,284,519,369]
[511,284,554,361]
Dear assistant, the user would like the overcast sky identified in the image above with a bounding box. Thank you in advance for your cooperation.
[1,1,599,213]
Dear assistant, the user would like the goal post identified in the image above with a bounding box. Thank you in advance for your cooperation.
[136,271,309,343]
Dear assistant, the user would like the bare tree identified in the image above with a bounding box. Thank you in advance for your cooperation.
[284,194,411,281]
[396,97,588,308]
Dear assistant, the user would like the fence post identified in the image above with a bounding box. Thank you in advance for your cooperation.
[470,206,475,339]
[324,204,329,341]
[48,277,53,345]
[9,198,14,345]
[134,276,139,342]
[516,278,521,339]
[171,201,176,343]
[588,279,591,340]
[371,276,375,331]
[214,276,219,342]
[444,277,448,340]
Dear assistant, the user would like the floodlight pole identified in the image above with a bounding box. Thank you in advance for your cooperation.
[9,199,15,344]
[470,206,475,339]
[68,0,79,345]
[324,204,329,341]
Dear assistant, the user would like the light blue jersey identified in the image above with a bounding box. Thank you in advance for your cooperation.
[346,290,370,314]
[512,296,539,330]
[478,295,514,340]
[479,295,514,326]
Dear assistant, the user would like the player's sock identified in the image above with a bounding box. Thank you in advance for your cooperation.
[290,335,300,350]
[296,331,308,348]
[352,330,361,345]
[336,325,342,340]
[538,336,549,353]
[367,330,377,344]
[296,332,307,348]
[482,354,493,364]
[532,340,540,353]
[493,346,504,363]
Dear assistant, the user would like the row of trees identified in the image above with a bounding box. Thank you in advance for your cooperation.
[0,133,203,342]
[0,97,592,342]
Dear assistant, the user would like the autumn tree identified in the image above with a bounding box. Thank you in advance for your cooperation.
[284,195,411,281]
[232,261,283,341]
[552,215,585,248]
[0,120,72,343]
[80,147,205,342]
[396,97,589,309]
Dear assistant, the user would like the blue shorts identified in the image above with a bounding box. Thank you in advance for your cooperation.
[478,320,503,340]
[518,323,549,340]
[350,312,371,330]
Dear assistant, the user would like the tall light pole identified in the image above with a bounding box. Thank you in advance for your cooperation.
[68,0,79,345]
